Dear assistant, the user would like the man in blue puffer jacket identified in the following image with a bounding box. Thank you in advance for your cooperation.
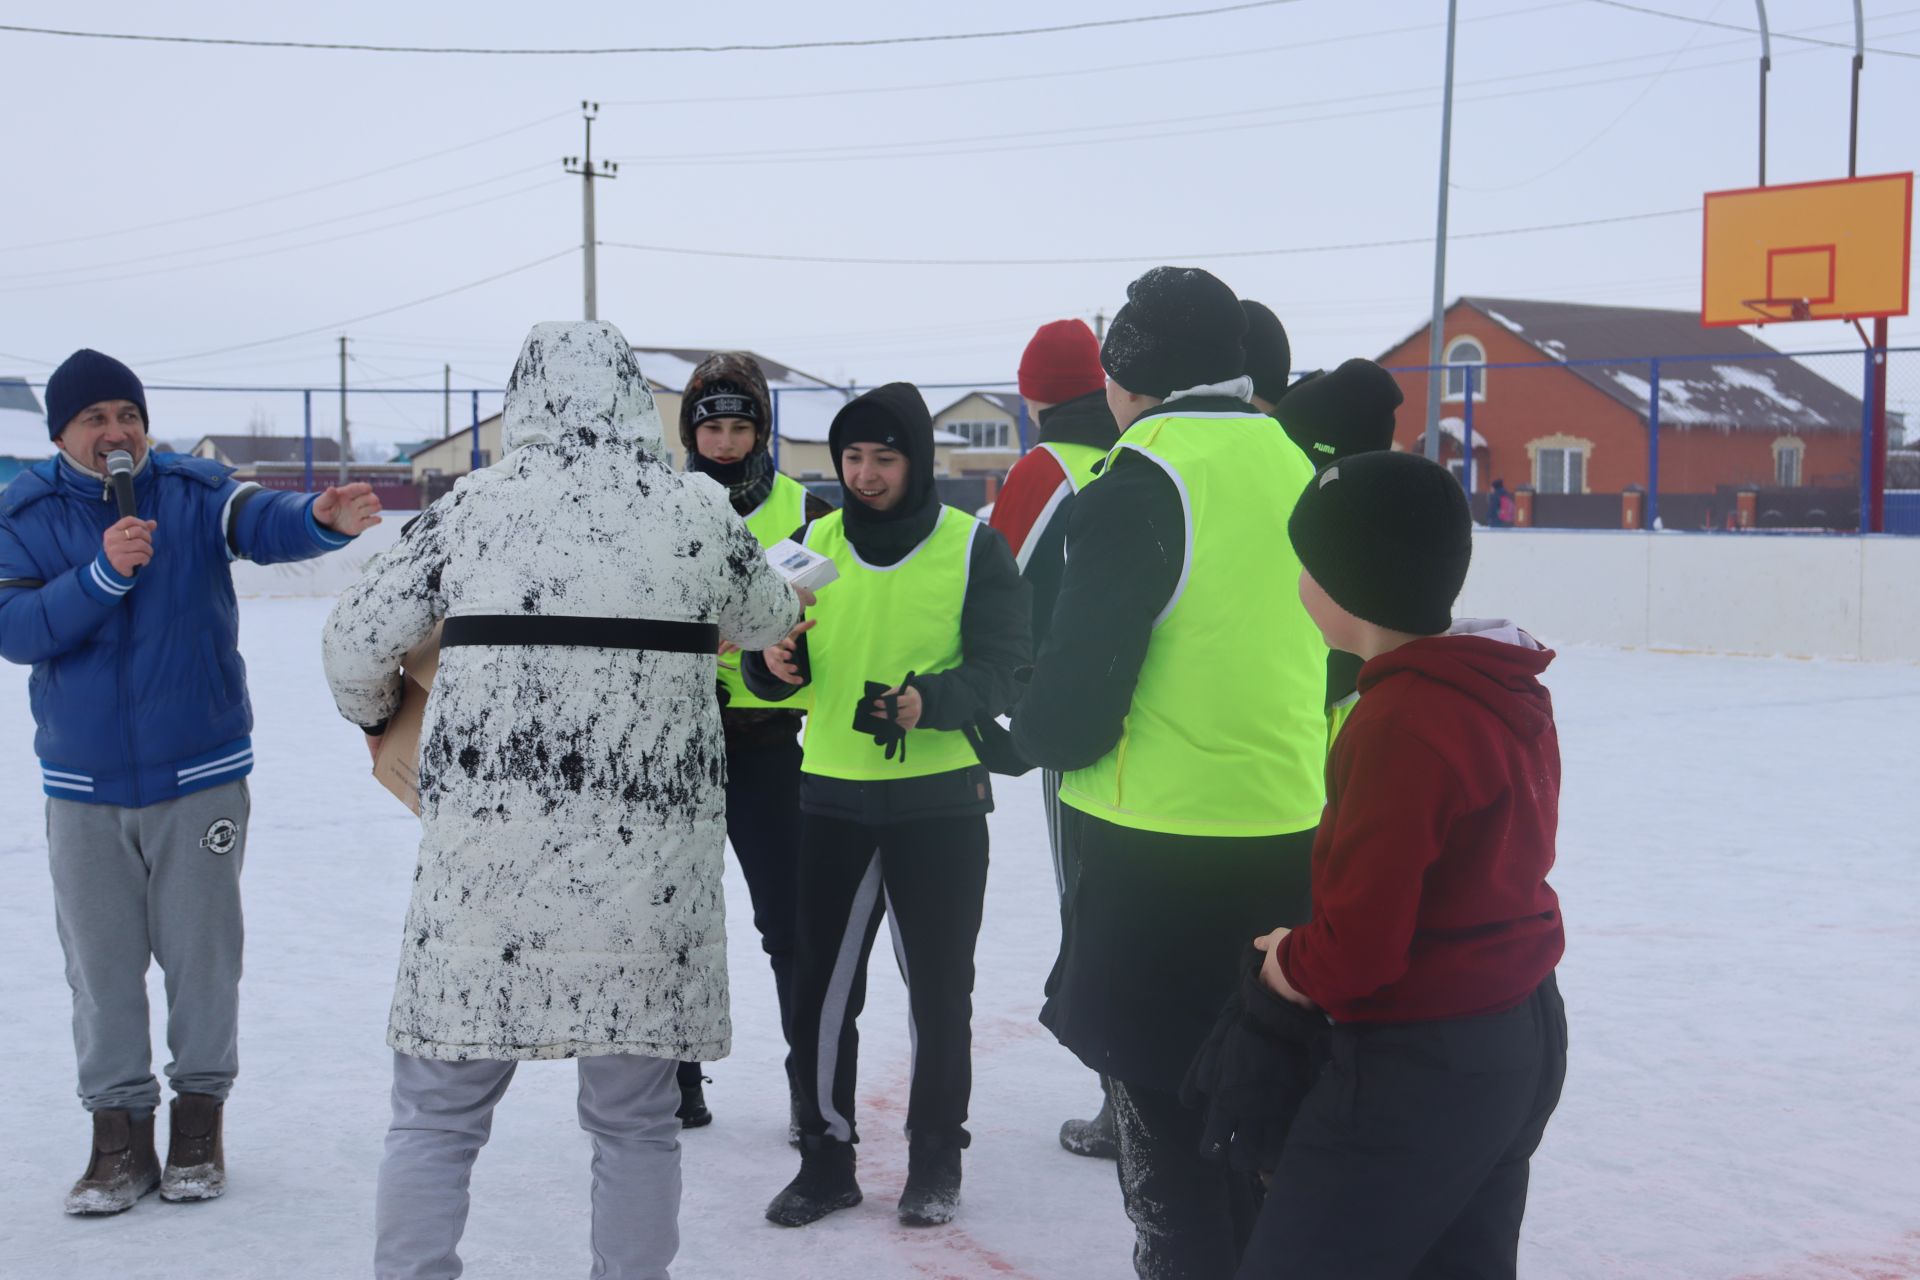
[0,349,383,1217]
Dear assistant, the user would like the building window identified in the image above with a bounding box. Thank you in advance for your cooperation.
[1772,436,1804,488]
[950,419,1011,450]
[1535,447,1585,494]
[1443,337,1486,402]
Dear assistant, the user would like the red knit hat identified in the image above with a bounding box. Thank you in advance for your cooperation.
[1018,319,1105,404]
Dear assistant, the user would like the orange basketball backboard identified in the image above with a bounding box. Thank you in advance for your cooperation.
[1701,172,1912,327]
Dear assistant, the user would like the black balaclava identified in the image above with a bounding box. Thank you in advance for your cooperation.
[829,382,940,564]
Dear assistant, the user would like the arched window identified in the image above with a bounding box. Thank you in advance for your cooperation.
[1443,337,1486,401]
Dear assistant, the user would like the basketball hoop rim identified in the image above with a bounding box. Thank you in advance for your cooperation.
[1740,297,1815,323]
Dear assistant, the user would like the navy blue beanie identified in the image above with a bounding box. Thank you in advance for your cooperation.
[46,349,148,440]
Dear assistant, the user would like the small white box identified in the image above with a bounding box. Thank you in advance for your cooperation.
[766,539,839,593]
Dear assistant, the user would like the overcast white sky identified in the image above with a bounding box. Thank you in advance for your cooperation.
[2,1,1916,453]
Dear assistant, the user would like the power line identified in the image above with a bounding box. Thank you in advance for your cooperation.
[599,2,1581,107]
[0,179,564,294]
[0,163,555,284]
[142,247,578,366]
[599,208,1698,268]
[1586,0,1920,59]
[0,110,572,255]
[0,2,1302,55]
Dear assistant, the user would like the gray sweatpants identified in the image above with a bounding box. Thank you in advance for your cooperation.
[375,1052,682,1280]
[46,779,249,1115]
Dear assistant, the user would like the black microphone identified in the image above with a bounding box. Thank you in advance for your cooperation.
[105,450,140,577]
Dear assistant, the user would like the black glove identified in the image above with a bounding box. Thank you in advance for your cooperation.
[850,673,915,763]
[964,717,1036,777]
[1179,946,1322,1174]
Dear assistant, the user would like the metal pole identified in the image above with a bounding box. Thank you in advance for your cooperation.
[1869,318,1889,532]
[1461,365,1475,503]
[564,103,616,323]
[1849,0,1864,177]
[1647,358,1662,531]
[470,390,482,473]
[771,388,782,471]
[1859,344,1875,533]
[443,363,451,436]
[1093,310,1106,342]
[302,389,314,492]
[1754,1,1771,185]
[1017,400,1031,455]
[337,335,350,484]
[1422,0,1460,462]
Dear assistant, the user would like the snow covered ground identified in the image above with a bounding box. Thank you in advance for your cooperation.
[2,598,1917,1279]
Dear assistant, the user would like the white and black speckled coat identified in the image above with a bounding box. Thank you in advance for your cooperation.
[321,322,803,1063]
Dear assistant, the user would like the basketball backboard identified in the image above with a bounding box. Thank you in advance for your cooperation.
[1701,172,1912,327]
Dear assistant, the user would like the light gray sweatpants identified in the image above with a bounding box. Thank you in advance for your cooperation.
[375,1052,682,1280]
[46,779,249,1115]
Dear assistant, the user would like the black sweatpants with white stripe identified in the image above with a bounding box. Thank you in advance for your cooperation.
[788,812,990,1145]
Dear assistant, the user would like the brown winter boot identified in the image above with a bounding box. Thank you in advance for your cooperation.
[160,1093,226,1203]
[64,1109,161,1215]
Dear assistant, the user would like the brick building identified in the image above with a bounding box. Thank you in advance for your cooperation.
[1378,298,1870,525]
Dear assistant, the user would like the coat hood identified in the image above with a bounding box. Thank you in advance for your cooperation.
[677,351,773,458]
[1360,619,1555,739]
[503,322,664,456]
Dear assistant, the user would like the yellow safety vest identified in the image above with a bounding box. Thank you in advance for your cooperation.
[797,507,982,781]
[1036,441,1105,494]
[1059,409,1329,837]
[718,472,810,711]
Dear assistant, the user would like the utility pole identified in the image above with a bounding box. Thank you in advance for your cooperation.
[563,101,617,321]
[1093,309,1106,342]
[337,335,351,484]
[443,363,452,436]
[1422,0,1460,463]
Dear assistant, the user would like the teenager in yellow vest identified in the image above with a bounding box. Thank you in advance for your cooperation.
[675,353,834,1132]
[988,319,1127,1161]
[1011,268,1327,1279]
[742,383,1030,1231]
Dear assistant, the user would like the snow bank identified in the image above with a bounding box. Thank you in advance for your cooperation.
[1459,529,1920,661]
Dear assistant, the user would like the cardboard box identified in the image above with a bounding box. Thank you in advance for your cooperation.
[372,625,441,814]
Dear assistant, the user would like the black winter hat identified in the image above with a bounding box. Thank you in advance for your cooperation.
[1100,266,1246,399]
[45,349,148,440]
[1275,358,1404,472]
[1287,451,1471,637]
[1240,301,1291,404]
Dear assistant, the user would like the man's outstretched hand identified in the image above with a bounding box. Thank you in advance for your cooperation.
[314,483,384,536]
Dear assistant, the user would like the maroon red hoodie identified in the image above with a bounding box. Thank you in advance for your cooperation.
[1276,621,1565,1024]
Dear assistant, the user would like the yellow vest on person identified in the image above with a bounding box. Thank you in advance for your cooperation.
[1058,409,1329,837]
[796,506,982,781]
[717,472,810,712]
[1036,441,1105,494]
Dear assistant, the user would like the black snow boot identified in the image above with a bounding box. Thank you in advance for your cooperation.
[676,1062,712,1129]
[766,1135,863,1227]
[898,1129,968,1227]
[65,1109,161,1216]
[160,1092,227,1202]
[1058,1092,1119,1161]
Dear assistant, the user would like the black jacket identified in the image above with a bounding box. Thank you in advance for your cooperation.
[1019,390,1121,649]
[1010,396,1256,771]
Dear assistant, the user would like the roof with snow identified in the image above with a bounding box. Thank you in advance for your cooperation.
[1,377,43,417]
[192,434,343,466]
[933,390,1022,420]
[1,406,55,461]
[1444,297,1873,434]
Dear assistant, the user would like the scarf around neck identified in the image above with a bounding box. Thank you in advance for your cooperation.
[690,448,777,516]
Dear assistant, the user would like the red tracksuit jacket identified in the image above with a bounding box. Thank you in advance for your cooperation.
[1276,623,1565,1024]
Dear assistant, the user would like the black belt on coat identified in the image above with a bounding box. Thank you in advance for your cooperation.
[440,614,719,653]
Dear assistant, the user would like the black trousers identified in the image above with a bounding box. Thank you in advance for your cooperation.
[1110,1077,1263,1280]
[788,812,990,1145]
[684,737,804,1090]
[1237,974,1569,1280]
